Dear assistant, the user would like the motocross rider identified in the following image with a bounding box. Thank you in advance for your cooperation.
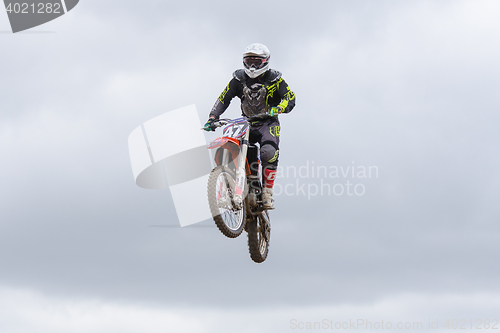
[203,43,296,210]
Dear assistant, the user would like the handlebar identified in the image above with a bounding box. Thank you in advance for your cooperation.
[202,108,280,131]
[200,119,230,131]
[212,119,231,128]
[247,110,272,121]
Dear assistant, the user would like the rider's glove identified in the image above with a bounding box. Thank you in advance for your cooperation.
[270,106,282,117]
[203,118,216,131]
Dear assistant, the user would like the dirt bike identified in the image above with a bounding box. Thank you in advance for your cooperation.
[205,113,272,263]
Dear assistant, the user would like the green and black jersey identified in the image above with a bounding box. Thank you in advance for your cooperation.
[209,69,296,119]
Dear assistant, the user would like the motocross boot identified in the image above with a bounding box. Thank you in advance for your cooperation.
[262,187,275,210]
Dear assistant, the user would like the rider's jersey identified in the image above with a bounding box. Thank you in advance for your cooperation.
[209,69,296,120]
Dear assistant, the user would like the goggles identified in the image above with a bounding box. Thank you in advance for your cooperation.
[243,56,268,69]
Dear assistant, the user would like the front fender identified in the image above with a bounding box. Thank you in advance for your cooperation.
[207,136,240,149]
[210,137,241,167]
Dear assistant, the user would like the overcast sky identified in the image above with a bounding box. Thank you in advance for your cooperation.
[1,0,500,332]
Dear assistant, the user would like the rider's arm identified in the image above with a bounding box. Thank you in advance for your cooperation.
[277,78,296,114]
[209,78,241,119]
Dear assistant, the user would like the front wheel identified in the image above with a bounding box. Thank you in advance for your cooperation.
[247,211,271,263]
[207,165,246,238]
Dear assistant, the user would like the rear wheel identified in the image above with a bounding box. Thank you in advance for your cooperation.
[207,165,245,238]
[247,211,271,263]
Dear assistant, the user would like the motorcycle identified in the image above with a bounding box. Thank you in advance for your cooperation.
[205,113,272,263]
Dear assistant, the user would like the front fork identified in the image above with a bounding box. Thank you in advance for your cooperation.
[232,129,249,209]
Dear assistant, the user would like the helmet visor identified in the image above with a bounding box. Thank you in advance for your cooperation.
[244,56,267,69]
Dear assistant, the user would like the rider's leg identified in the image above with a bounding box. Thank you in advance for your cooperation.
[260,144,279,188]
[258,119,280,209]
[260,148,278,210]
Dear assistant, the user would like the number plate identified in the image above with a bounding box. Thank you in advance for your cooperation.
[222,120,248,138]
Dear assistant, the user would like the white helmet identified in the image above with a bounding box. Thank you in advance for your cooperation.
[243,43,270,78]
